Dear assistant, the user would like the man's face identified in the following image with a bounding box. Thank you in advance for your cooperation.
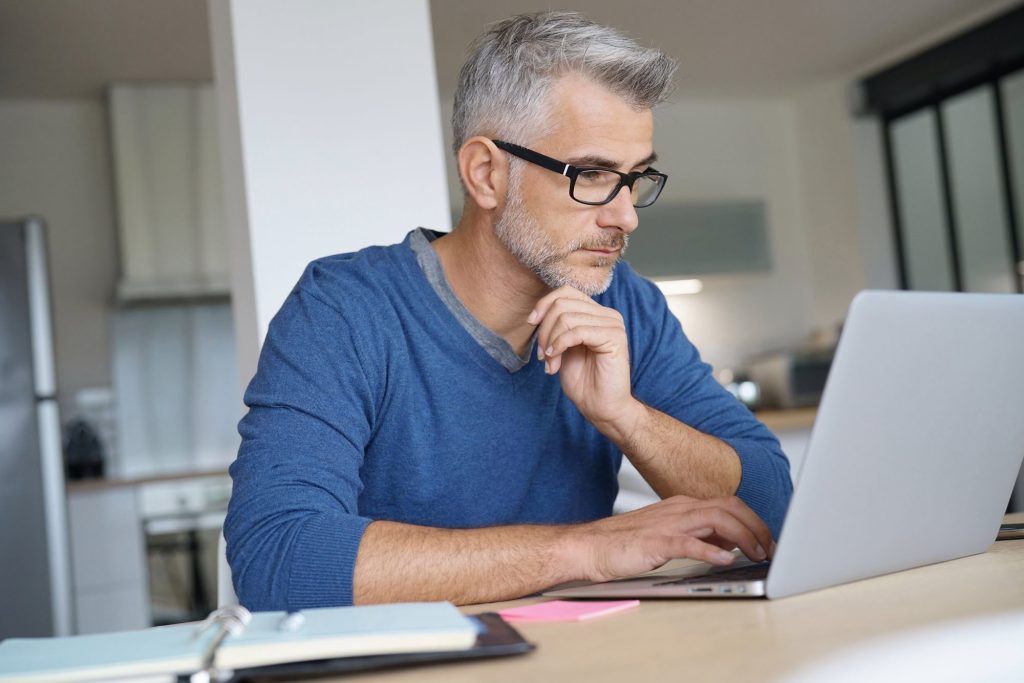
[494,74,655,296]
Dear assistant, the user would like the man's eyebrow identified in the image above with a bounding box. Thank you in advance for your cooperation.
[637,151,658,168]
[567,153,620,168]
[567,151,659,170]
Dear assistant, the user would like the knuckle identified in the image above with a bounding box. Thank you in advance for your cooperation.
[681,537,710,559]
[669,495,696,511]
[550,299,574,317]
[562,312,584,329]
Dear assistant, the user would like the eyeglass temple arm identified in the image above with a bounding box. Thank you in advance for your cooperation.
[492,140,572,176]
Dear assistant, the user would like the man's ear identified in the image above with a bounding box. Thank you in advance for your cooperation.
[457,137,505,211]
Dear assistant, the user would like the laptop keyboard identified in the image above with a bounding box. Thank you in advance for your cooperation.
[654,561,771,586]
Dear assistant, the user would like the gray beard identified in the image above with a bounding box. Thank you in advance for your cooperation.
[493,186,627,296]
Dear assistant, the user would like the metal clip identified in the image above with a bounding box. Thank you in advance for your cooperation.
[189,605,253,682]
[278,611,305,632]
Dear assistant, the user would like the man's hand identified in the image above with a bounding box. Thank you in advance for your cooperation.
[571,494,775,582]
[529,286,640,431]
[354,494,775,605]
[529,286,743,501]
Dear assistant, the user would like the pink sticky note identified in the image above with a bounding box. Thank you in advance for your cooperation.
[498,600,639,622]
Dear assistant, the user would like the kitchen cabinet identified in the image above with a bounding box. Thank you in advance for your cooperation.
[108,83,228,301]
[66,472,230,633]
[67,486,149,634]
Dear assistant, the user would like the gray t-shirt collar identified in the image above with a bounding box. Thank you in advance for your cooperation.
[409,228,534,373]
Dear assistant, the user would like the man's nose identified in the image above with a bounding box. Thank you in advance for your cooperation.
[597,185,640,234]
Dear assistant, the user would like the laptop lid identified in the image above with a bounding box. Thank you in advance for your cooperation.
[766,290,1024,598]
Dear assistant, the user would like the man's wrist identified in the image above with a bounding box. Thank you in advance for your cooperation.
[592,397,648,451]
[556,521,600,583]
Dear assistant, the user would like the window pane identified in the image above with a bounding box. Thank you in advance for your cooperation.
[1002,69,1024,290]
[891,109,955,291]
[942,85,1016,293]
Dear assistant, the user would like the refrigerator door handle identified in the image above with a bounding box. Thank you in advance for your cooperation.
[26,219,74,637]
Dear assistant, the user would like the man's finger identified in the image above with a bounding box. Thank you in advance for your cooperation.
[528,287,590,324]
[539,312,619,360]
[680,494,773,554]
[683,507,768,563]
[545,325,625,374]
[529,286,600,327]
[668,535,738,567]
[715,496,775,555]
[534,295,618,343]
[535,302,611,358]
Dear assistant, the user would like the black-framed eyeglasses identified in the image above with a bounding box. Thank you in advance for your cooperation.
[492,140,668,208]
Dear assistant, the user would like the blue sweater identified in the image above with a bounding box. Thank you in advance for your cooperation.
[226,229,792,610]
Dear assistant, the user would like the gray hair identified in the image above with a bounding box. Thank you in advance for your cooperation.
[451,11,678,156]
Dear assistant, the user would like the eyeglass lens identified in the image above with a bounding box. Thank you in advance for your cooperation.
[572,170,663,207]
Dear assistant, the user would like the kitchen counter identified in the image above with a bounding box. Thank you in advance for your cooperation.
[66,467,231,633]
[755,407,817,432]
[65,468,228,493]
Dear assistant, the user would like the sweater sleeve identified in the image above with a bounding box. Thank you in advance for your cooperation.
[624,275,793,537]
[224,264,378,610]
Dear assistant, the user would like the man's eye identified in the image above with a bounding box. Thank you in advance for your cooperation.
[578,170,612,184]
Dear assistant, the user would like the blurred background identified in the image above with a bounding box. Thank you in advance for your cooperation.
[1,0,1022,639]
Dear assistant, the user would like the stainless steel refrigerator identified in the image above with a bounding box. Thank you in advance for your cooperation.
[0,217,73,637]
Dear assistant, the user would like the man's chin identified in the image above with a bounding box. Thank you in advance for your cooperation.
[565,263,616,296]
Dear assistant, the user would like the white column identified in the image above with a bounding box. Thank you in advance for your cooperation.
[208,0,451,386]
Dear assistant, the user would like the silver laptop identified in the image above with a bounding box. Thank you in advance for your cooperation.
[545,290,1024,600]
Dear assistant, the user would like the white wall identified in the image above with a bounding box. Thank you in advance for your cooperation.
[0,100,118,416]
[659,89,899,372]
[790,81,869,329]
[654,99,818,371]
[209,0,452,385]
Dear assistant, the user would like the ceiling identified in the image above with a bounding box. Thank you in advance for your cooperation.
[0,0,212,99]
[430,0,1021,97]
[0,0,1019,100]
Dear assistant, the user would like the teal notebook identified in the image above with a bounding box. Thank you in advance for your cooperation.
[0,602,477,683]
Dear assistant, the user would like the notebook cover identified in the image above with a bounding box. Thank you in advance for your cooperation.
[221,613,535,683]
[0,622,204,683]
[0,603,475,683]
[216,602,476,669]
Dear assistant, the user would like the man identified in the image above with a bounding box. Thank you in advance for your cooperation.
[226,11,792,610]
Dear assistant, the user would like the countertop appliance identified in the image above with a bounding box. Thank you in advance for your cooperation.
[747,348,834,410]
[0,217,73,637]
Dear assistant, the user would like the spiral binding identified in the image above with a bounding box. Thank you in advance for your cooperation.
[187,605,253,683]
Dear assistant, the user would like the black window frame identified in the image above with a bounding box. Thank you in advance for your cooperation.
[859,4,1024,294]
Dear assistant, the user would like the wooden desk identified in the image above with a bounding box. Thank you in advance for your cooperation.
[338,514,1024,682]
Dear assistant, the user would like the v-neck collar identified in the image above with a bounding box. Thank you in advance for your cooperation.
[408,228,537,374]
